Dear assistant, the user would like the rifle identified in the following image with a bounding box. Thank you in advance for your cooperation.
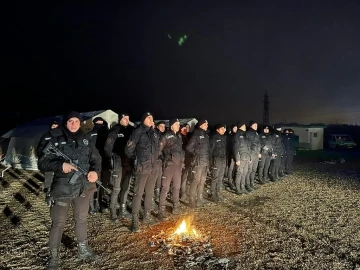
[42,142,112,195]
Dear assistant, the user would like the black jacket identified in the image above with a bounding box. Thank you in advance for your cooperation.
[160,130,184,165]
[104,124,134,160]
[37,126,101,200]
[185,128,210,167]
[233,130,251,162]
[271,130,284,156]
[259,132,273,155]
[89,123,108,158]
[246,128,261,155]
[210,132,227,160]
[125,124,160,170]
[282,133,296,154]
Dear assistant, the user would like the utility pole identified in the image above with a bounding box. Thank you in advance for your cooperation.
[263,90,269,125]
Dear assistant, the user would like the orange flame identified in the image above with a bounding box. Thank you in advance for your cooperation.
[172,218,200,238]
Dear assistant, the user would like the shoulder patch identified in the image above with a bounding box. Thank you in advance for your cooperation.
[127,140,133,147]
[83,139,89,146]
[106,138,112,144]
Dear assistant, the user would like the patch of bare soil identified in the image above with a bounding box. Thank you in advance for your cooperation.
[1,161,360,270]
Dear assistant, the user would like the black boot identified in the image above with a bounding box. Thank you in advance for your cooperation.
[110,208,118,223]
[158,206,169,220]
[78,241,100,261]
[172,202,181,215]
[119,204,131,219]
[142,211,154,224]
[131,215,141,233]
[196,194,204,207]
[46,248,60,270]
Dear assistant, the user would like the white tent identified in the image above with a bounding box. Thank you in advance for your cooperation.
[0,110,119,170]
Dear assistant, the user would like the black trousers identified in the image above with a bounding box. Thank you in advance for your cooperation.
[159,163,182,207]
[180,165,191,197]
[189,166,207,203]
[49,193,90,248]
[258,155,272,179]
[235,161,250,190]
[155,160,163,191]
[131,165,157,216]
[119,160,133,205]
[109,156,122,210]
[211,159,226,196]
[285,153,295,174]
[227,158,235,180]
[248,156,259,185]
[270,156,281,177]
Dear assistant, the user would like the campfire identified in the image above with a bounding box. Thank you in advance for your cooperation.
[149,217,230,269]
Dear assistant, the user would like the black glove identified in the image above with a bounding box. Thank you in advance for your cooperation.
[45,192,54,207]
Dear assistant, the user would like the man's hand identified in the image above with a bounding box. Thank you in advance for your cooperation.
[87,171,98,182]
[62,162,78,173]
[236,161,241,166]
[258,153,262,158]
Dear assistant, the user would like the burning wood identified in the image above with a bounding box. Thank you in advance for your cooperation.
[149,217,230,269]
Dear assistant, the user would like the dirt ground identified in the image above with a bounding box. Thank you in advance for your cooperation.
[1,155,360,270]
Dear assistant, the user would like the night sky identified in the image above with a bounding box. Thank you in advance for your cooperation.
[4,1,360,125]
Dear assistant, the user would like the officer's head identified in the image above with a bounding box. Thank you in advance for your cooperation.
[197,119,208,131]
[156,121,166,133]
[119,113,129,127]
[249,120,257,131]
[50,120,59,129]
[263,125,270,134]
[169,119,180,133]
[142,112,154,128]
[63,111,82,133]
[215,124,226,135]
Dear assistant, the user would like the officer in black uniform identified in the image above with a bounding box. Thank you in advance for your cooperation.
[226,124,237,189]
[158,118,184,219]
[209,124,227,202]
[180,124,192,201]
[88,116,108,214]
[270,124,284,181]
[154,121,166,199]
[185,119,210,208]
[38,111,101,269]
[258,125,274,184]
[125,112,160,232]
[233,121,251,194]
[104,113,134,223]
[246,120,261,191]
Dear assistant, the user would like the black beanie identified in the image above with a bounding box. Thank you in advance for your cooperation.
[237,120,246,128]
[249,120,257,127]
[215,124,226,130]
[62,111,82,125]
[263,125,270,130]
[92,116,104,123]
[141,112,153,122]
[119,113,129,121]
[274,123,281,129]
[197,119,208,127]
[169,118,180,127]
